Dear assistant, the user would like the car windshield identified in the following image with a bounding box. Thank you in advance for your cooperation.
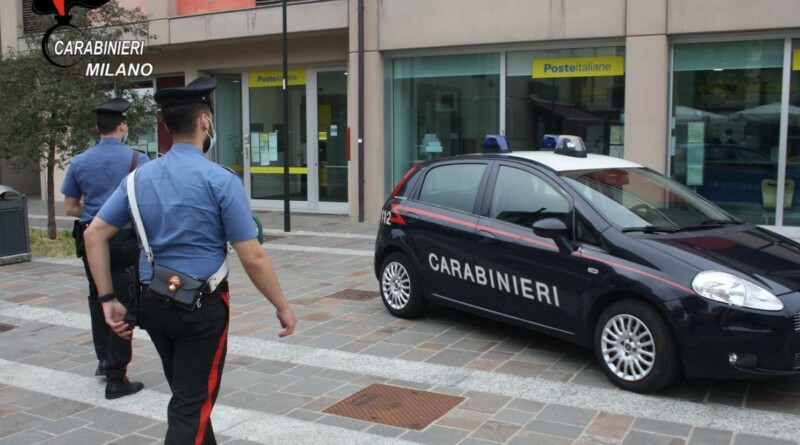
[560,167,741,232]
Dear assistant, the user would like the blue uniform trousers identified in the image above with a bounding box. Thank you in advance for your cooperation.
[141,288,229,445]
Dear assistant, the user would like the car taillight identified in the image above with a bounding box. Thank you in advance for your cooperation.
[389,165,418,199]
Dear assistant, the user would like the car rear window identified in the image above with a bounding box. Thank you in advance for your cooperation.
[418,164,486,213]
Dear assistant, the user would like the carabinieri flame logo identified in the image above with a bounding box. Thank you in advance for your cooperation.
[32,0,112,67]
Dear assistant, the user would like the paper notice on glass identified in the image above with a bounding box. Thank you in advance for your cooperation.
[609,145,623,158]
[330,125,338,137]
[251,145,260,164]
[260,147,270,166]
[686,142,704,186]
[609,126,622,145]
[688,122,704,144]
[422,133,443,153]
[250,132,260,148]
[147,142,157,154]
[269,133,278,161]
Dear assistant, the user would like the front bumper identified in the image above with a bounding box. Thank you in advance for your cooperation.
[668,292,800,379]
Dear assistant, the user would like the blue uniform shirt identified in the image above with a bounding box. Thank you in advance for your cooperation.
[98,143,257,283]
[61,137,149,223]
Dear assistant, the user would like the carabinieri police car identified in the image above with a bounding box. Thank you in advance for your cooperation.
[374,135,800,393]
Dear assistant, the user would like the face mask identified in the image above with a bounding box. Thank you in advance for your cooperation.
[121,130,128,144]
[203,115,216,154]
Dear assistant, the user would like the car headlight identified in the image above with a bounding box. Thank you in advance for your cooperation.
[692,271,783,311]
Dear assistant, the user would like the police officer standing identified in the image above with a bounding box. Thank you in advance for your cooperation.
[62,98,147,399]
[84,77,297,445]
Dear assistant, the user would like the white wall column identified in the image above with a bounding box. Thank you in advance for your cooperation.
[623,35,670,172]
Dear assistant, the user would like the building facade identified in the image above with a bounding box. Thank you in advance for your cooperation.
[1,0,799,235]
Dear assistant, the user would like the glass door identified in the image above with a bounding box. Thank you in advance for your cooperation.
[213,75,244,180]
[317,70,349,204]
[248,69,308,202]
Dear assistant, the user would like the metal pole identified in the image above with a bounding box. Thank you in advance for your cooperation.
[357,0,365,222]
[282,0,291,232]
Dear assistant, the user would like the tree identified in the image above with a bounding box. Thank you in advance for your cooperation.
[0,0,156,239]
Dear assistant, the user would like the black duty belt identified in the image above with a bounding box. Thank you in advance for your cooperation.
[142,280,229,298]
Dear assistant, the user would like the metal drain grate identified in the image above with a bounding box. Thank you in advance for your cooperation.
[263,235,284,242]
[0,323,18,333]
[325,289,379,301]
[324,384,464,430]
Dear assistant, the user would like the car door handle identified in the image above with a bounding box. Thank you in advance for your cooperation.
[476,229,496,241]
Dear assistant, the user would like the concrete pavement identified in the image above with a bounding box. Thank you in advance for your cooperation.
[0,197,797,444]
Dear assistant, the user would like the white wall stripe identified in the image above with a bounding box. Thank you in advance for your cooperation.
[28,215,375,240]
[263,228,375,240]
[0,301,798,441]
[260,243,373,257]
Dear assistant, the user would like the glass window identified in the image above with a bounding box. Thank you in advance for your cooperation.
[418,163,486,213]
[391,54,500,187]
[783,40,800,226]
[561,168,736,230]
[490,166,569,227]
[248,72,307,201]
[506,47,626,156]
[127,81,158,160]
[670,40,784,225]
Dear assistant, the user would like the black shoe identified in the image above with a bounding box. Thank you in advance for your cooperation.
[105,377,144,400]
[95,360,108,377]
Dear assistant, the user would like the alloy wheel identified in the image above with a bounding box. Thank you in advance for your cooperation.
[381,261,411,310]
[600,314,656,382]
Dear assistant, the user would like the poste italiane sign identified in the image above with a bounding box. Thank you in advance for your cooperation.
[533,56,624,79]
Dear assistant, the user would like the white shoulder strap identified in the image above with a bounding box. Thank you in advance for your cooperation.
[125,170,229,293]
[126,171,153,264]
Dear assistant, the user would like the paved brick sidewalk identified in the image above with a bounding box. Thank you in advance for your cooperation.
[2,199,799,444]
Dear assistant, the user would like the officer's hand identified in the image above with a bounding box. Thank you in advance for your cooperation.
[102,300,133,340]
[276,307,297,338]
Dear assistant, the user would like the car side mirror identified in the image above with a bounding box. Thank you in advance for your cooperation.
[532,218,572,254]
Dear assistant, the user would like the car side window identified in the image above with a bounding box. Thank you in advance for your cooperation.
[576,215,601,247]
[418,163,487,213]
[490,166,570,227]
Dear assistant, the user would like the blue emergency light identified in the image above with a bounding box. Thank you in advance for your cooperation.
[482,135,512,153]
[540,134,559,150]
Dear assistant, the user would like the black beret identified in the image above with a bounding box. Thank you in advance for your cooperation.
[154,76,217,110]
[92,98,130,116]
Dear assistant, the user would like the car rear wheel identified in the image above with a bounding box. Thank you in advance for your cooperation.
[380,253,427,318]
[594,299,680,393]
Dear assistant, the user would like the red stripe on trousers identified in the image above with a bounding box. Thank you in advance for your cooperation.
[194,293,230,445]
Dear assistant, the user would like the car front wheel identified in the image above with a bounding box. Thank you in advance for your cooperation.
[379,252,427,318]
[594,299,680,393]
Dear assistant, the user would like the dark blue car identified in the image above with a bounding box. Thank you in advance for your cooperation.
[375,137,800,393]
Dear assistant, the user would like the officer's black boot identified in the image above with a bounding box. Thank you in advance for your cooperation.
[105,377,144,400]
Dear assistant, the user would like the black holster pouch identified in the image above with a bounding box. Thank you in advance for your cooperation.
[72,219,85,257]
[112,265,141,327]
[147,263,206,312]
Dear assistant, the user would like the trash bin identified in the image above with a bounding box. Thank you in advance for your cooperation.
[0,186,31,265]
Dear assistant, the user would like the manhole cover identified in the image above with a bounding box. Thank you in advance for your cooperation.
[325,289,378,301]
[0,323,17,333]
[324,384,464,430]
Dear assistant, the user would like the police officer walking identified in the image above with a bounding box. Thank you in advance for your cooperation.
[84,77,297,445]
[62,98,147,399]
